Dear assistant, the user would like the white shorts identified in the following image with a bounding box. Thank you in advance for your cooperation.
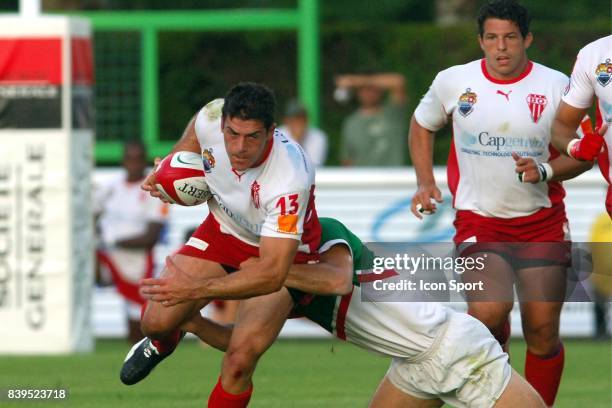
[386,311,511,408]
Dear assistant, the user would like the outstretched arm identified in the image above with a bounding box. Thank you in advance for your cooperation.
[181,314,233,352]
[409,115,443,218]
[551,102,606,161]
[512,152,593,184]
[141,236,299,305]
[335,73,406,105]
[266,244,353,296]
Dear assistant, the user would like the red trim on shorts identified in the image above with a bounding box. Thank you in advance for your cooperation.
[96,250,153,305]
[481,58,533,84]
[335,291,353,341]
[454,205,570,263]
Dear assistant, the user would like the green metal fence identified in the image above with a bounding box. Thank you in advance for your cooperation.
[72,0,319,162]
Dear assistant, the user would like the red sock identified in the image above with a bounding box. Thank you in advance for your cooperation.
[525,343,565,406]
[151,329,182,355]
[208,376,253,408]
[141,303,182,355]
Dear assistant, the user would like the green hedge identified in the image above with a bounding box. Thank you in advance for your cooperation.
[154,20,610,165]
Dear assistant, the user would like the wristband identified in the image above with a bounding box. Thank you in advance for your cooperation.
[537,162,554,182]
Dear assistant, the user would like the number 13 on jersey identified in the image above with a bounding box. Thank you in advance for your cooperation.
[276,194,299,234]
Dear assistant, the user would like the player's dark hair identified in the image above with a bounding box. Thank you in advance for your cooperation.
[222,82,276,129]
[477,0,531,38]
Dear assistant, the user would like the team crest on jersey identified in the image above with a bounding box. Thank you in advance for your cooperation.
[526,94,548,123]
[595,59,612,87]
[458,88,477,117]
[202,148,216,173]
[250,181,261,209]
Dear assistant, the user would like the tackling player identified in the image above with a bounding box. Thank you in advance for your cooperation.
[550,35,611,217]
[120,83,322,408]
[409,1,591,405]
[151,218,545,407]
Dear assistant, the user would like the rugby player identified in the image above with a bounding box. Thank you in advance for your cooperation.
[550,35,611,217]
[120,83,322,408]
[150,218,545,407]
[409,1,591,405]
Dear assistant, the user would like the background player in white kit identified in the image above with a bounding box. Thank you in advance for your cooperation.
[550,35,611,217]
[95,142,168,343]
[409,1,592,406]
[148,217,544,407]
[120,83,322,408]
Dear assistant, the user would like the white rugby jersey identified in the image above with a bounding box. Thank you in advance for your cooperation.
[194,99,320,253]
[563,35,612,185]
[415,59,572,218]
[96,175,168,248]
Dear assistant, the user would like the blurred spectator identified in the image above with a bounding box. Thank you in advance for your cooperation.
[95,142,168,343]
[589,212,612,339]
[336,72,407,166]
[278,99,328,167]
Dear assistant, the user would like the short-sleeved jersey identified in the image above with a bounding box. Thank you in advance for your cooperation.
[194,99,321,254]
[415,59,570,218]
[298,218,449,359]
[563,35,612,185]
[96,174,168,247]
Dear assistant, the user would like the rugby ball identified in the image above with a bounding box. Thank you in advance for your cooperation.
[155,151,211,206]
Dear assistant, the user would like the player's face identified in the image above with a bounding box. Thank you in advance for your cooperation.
[122,145,147,180]
[478,18,533,80]
[357,85,383,108]
[222,116,274,171]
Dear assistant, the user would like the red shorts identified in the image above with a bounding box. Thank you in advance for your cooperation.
[454,204,571,266]
[178,214,319,305]
[178,214,319,268]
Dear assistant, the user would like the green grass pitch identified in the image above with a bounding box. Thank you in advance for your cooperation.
[0,338,610,407]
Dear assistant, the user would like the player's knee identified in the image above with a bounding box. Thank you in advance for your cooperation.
[223,348,259,381]
[140,313,176,340]
[523,321,559,354]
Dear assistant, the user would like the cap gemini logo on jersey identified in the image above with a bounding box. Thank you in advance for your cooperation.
[526,94,548,123]
[250,180,261,209]
[458,88,477,117]
[595,59,612,87]
[202,148,216,173]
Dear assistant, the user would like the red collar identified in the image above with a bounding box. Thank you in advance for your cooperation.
[251,134,274,168]
[481,58,533,85]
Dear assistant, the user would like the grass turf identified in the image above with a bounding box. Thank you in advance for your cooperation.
[0,338,609,407]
